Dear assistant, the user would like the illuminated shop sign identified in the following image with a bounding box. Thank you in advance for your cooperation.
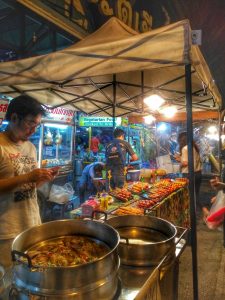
[79,116,122,127]
[44,107,74,123]
[0,99,9,125]
[130,124,143,130]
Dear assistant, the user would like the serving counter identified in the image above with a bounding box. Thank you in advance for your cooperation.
[149,187,190,228]
[70,182,190,229]
[0,180,188,299]
[2,229,186,300]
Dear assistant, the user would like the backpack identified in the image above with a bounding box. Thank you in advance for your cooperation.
[106,139,125,167]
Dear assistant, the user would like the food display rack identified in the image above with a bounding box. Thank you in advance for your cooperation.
[70,185,190,228]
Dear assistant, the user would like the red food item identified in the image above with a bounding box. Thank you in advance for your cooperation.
[138,200,156,209]
[111,188,132,202]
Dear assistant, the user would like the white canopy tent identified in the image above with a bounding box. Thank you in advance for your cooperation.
[0,17,221,116]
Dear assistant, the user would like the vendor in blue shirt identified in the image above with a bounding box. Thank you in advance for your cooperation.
[79,162,105,204]
[105,128,138,189]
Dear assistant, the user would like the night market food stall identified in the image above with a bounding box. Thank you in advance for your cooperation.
[0,17,222,299]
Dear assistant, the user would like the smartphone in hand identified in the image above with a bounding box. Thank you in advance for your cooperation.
[49,166,61,177]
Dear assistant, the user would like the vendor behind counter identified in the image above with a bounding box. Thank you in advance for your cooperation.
[105,127,138,189]
[79,162,105,204]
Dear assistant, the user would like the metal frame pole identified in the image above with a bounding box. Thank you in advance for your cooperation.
[141,71,144,113]
[185,63,199,300]
[221,110,225,246]
[218,110,222,177]
[113,74,116,128]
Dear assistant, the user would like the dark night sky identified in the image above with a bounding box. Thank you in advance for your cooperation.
[87,0,225,106]
[170,0,225,106]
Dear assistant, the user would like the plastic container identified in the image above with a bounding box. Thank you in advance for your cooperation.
[127,170,141,182]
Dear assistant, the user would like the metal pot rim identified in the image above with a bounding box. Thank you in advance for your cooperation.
[106,215,177,244]
[12,219,120,269]
[0,265,5,281]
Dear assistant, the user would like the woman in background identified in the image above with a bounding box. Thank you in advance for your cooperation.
[176,132,208,221]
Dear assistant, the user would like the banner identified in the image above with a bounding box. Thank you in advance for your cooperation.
[79,116,121,127]
[43,107,74,123]
[0,99,9,125]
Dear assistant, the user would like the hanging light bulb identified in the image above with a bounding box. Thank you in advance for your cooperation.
[33,32,37,43]
[143,115,156,124]
[207,125,217,134]
[160,106,177,118]
[144,94,165,111]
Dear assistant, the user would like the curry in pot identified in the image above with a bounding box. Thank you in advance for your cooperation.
[25,236,109,267]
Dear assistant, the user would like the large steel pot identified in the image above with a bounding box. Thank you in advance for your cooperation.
[11,219,120,299]
[0,265,5,296]
[106,215,177,267]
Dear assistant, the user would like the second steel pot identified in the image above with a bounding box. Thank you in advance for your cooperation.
[106,215,177,266]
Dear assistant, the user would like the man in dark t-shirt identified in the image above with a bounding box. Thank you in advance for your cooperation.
[105,128,138,189]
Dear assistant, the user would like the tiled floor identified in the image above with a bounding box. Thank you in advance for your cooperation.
[178,217,225,300]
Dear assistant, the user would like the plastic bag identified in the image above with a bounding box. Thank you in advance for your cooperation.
[49,183,74,204]
[207,190,225,229]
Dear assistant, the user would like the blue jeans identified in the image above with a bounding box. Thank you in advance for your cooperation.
[183,171,202,208]
[79,173,96,204]
[106,174,125,190]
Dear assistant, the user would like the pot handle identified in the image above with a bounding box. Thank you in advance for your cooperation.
[174,226,188,245]
[11,250,32,268]
[120,236,129,244]
[144,208,157,216]
[91,210,108,221]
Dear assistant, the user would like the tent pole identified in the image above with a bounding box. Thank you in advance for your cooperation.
[218,109,223,175]
[113,74,116,128]
[185,64,199,300]
[141,71,144,113]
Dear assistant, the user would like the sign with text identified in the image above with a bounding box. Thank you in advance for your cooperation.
[79,116,121,127]
[0,99,9,125]
[43,107,74,123]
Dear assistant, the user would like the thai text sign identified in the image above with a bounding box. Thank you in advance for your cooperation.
[44,107,74,123]
[0,99,9,125]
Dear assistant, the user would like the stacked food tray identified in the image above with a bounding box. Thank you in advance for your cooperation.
[107,179,187,217]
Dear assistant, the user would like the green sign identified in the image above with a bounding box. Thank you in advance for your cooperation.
[130,124,143,130]
[121,117,129,127]
[79,116,121,127]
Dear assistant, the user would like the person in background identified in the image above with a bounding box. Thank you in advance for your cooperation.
[175,132,208,221]
[169,132,179,162]
[79,162,105,203]
[90,133,100,155]
[210,159,225,190]
[105,127,138,189]
[210,170,225,204]
[0,95,59,269]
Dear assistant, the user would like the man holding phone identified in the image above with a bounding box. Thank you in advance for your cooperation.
[0,95,59,269]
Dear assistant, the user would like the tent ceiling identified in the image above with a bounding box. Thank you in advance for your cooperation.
[0,18,221,117]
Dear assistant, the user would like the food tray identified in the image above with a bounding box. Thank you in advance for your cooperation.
[127,182,151,195]
[110,203,144,216]
[141,192,163,201]
[109,190,133,203]
[136,198,160,212]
